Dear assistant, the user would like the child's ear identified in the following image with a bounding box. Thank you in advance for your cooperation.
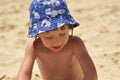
[35,35,39,40]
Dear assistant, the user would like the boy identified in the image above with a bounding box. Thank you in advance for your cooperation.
[16,0,98,80]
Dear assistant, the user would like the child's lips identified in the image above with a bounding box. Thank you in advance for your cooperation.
[52,46,62,49]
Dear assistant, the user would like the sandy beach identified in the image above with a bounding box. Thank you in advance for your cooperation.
[0,0,120,80]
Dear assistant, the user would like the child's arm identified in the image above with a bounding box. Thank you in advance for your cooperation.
[16,40,36,80]
[72,36,98,80]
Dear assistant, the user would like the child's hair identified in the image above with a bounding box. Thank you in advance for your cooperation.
[69,25,74,38]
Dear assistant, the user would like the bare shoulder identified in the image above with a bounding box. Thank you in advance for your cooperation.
[24,39,37,57]
[70,36,87,53]
[70,36,84,47]
[26,39,35,50]
[26,39,41,50]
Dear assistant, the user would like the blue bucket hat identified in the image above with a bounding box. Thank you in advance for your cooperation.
[28,0,79,37]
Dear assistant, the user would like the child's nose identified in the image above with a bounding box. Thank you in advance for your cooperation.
[53,37,62,46]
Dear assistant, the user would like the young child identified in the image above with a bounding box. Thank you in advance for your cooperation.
[16,0,98,80]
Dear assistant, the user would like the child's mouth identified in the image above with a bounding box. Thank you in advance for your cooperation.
[52,46,62,49]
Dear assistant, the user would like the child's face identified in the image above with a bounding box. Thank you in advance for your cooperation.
[38,25,69,52]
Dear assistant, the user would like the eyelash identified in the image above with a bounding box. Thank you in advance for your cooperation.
[46,36,53,39]
[60,33,66,36]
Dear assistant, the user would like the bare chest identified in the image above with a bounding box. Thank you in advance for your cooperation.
[37,49,73,69]
[36,50,77,80]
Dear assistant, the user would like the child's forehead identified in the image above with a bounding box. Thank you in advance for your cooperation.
[40,30,60,36]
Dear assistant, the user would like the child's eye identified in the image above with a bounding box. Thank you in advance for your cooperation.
[45,36,53,39]
[60,33,66,36]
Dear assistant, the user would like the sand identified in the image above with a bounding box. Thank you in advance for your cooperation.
[0,0,120,80]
